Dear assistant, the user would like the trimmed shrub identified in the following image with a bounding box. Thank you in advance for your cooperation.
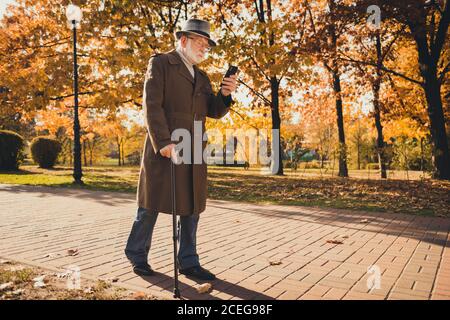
[30,137,62,169]
[0,130,25,170]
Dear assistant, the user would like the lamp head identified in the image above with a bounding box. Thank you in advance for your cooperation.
[66,4,82,25]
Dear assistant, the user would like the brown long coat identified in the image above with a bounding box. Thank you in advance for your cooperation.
[137,49,233,216]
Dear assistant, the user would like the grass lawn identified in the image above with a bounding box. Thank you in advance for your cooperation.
[0,165,449,217]
[0,260,158,300]
[0,165,139,192]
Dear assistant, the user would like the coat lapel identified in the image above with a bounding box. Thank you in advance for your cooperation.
[193,66,202,94]
[193,65,209,92]
[167,49,209,100]
[168,49,195,85]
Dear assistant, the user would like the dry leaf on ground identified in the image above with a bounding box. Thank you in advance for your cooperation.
[196,283,212,294]
[42,253,61,258]
[67,249,79,256]
[0,282,14,291]
[33,275,47,288]
[132,291,147,300]
[326,239,344,245]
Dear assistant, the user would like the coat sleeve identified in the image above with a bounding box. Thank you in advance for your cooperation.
[143,55,172,154]
[207,86,234,119]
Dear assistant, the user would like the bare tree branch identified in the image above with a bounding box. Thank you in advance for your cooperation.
[237,78,272,106]
[338,57,424,86]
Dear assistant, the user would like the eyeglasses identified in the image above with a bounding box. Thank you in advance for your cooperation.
[187,36,212,52]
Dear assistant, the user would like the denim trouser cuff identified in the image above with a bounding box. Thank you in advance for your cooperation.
[124,207,200,269]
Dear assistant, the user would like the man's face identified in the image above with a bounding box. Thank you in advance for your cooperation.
[181,34,211,64]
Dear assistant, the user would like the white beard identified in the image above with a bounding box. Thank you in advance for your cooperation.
[184,41,207,65]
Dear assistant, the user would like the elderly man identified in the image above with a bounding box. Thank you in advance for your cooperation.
[124,19,238,281]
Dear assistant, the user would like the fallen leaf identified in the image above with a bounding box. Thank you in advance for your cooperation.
[33,281,46,288]
[326,240,344,245]
[67,249,79,256]
[196,283,212,294]
[33,275,46,282]
[42,253,61,258]
[55,271,71,279]
[11,289,25,296]
[133,291,147,300]
[33,275,47,288]
[83,287,94,294]
[269,260,282,266]
[0,282,14,291]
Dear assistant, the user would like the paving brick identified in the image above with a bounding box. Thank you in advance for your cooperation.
[1,184,449,300]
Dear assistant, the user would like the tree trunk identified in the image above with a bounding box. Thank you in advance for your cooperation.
[373,33,387,179]
[357,138,361,170]
[332,71,349,177]
[69,140,73,166]
[420,137,425,172]
[373,85,387,179]
[265,0,283,175]
[270,77,283,175]
[326,1,348,178]
[82,140,87,167]
[117,138,121,166]
[422,73,450,179]
[121,141,125,166]
[88,139,94,166]
[407,7,450,180]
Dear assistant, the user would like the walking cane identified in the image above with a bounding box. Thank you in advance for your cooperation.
[170,154,181,299]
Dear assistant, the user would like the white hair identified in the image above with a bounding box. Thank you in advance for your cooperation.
[175,34,187,50]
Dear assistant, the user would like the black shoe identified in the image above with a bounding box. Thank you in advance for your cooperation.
[179,266,216,281]
[133,263,154,276]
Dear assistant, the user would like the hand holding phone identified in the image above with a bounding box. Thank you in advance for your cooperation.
[220,65,238,97]
[223,65,238,79]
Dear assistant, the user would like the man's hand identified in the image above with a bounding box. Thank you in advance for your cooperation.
[160,143,176,158]
[220,73,238,97]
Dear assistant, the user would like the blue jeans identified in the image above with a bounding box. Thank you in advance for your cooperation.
[124,207,200,270]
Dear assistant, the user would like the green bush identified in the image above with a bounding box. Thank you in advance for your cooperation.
[391,136,433,172]
[30,137,62,169]
[284,160,298,169]
[0,130,25,170]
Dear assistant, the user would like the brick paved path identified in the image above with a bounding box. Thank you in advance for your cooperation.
[1,184,449,300]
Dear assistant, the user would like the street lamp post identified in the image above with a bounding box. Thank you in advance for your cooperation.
[66,4,83,184]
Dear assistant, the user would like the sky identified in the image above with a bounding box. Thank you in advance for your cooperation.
[0,0,15,18]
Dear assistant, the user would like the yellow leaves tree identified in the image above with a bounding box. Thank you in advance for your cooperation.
[203,0,309,175]
[97,113,129,166]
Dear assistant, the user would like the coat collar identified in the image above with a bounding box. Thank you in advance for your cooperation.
[167,49,182,65]
[167,49,208,87]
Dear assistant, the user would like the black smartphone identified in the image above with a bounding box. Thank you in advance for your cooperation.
[224,65,238,79]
